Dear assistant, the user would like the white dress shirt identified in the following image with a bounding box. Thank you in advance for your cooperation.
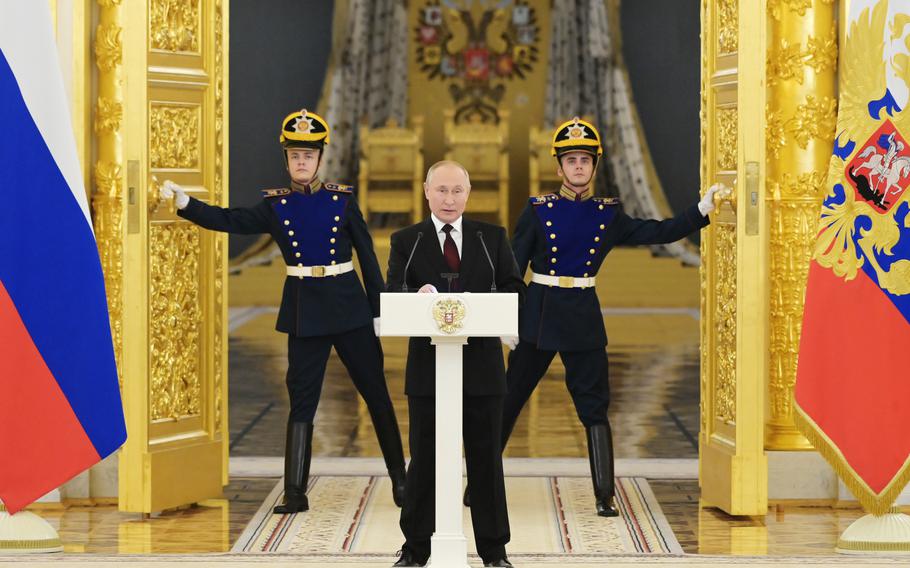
[430,213,463,258]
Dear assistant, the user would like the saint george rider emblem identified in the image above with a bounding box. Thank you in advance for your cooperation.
[844,120,910,213]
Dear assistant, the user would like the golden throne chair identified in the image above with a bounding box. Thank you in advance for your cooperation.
[529,123,563,197]
[358,116,424,225]
[443,109,510,228]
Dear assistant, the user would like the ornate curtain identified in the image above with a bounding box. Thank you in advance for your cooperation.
[320,0,410,185]
[546,0,700,265]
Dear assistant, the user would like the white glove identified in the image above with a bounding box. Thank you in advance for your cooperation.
[698,183,729,216]
[373,317,381,337]
[161,180,190,210]
[417,284,438,294]
[500,335,518,350]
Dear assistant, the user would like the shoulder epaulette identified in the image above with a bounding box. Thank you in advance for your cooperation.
[261,188,291,198]
[324,182,353,194]
[530,193,559,205]
[593,197,620,206]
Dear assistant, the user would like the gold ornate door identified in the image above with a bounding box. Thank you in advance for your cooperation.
[698,0,768,516]
[92,0,229,513]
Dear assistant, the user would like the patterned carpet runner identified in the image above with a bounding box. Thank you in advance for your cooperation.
[233,476,682,558]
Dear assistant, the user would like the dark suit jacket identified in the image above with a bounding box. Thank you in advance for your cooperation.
[385,218,526,397]
[178,187,383,337]
[512,199,709,351]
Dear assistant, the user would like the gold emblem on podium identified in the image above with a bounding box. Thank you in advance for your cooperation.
[432,298,466,334]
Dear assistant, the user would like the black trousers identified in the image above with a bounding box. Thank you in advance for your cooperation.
[502,341,610,443]
[286,324,395,423]
[399,395,510,564]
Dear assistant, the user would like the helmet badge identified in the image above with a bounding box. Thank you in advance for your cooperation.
[292,109,314,134]
[566,117,586,140]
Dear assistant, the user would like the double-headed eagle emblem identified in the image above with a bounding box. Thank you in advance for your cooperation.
[431,298,466,334]
[415,0,540,123]
[816,2,910,296]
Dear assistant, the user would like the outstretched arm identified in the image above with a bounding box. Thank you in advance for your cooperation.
[163,180,271,235]
[615,183,726,246]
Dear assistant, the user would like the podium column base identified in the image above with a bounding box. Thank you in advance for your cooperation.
[836,511,910,554]
[0,509,64,554]
[428,532,470,568]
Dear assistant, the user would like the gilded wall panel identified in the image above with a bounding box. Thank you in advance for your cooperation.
[151,0,201,53]
[717,0,738,55]
[714,223,737,425]
[150,105,200,170]
[716,107,738,171]
[150,223,202,421]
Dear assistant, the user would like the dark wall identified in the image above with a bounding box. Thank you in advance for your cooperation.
[228,0,334,257]
[620,1,700,226]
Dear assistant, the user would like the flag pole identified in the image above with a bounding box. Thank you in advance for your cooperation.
[0,501,63,554]
[836,507,910,555]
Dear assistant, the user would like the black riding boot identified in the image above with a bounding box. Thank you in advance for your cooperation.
[273,421,313,514]
[370,406,407,507]
[586,422,618,517]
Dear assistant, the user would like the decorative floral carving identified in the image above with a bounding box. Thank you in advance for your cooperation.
[714,224,737,424]
[150,0,200,53]
[786,95,837,149]
[94,24,122,72]
[716,107,738,171]
[150,105,200,169]
[717,0,738,55]
[150,224,202,420]
[94,97,122,133]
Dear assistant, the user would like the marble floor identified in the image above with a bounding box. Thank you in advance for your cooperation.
[21,247,907,560]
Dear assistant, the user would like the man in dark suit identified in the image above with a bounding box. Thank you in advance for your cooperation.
[159,109,405,514]
[386,161,525,568]
[487,117,725,517]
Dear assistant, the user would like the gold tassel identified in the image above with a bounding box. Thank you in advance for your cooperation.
[793,404,910,516]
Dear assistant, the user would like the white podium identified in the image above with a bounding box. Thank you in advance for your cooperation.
[380,292,518,568]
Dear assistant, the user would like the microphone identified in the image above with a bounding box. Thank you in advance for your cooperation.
[476,230,497,292]
[401,231,423,292]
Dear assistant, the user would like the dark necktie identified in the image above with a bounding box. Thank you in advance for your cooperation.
[442,224,460,272]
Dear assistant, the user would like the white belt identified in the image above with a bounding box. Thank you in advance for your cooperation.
[531,272,596,289]
[286,261,353,278]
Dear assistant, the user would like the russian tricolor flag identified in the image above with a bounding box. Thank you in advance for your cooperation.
[0,3,126,513]
[795,0,910,515]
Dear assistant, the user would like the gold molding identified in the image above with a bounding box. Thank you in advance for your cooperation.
[92,0,124,385]
[213,0,226,434]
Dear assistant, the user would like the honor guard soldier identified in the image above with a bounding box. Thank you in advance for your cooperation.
[467,117,725,517]
[159,109,406,514]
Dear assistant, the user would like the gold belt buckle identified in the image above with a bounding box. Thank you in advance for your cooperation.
[558,276,574,288]
[311,265,326,277]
